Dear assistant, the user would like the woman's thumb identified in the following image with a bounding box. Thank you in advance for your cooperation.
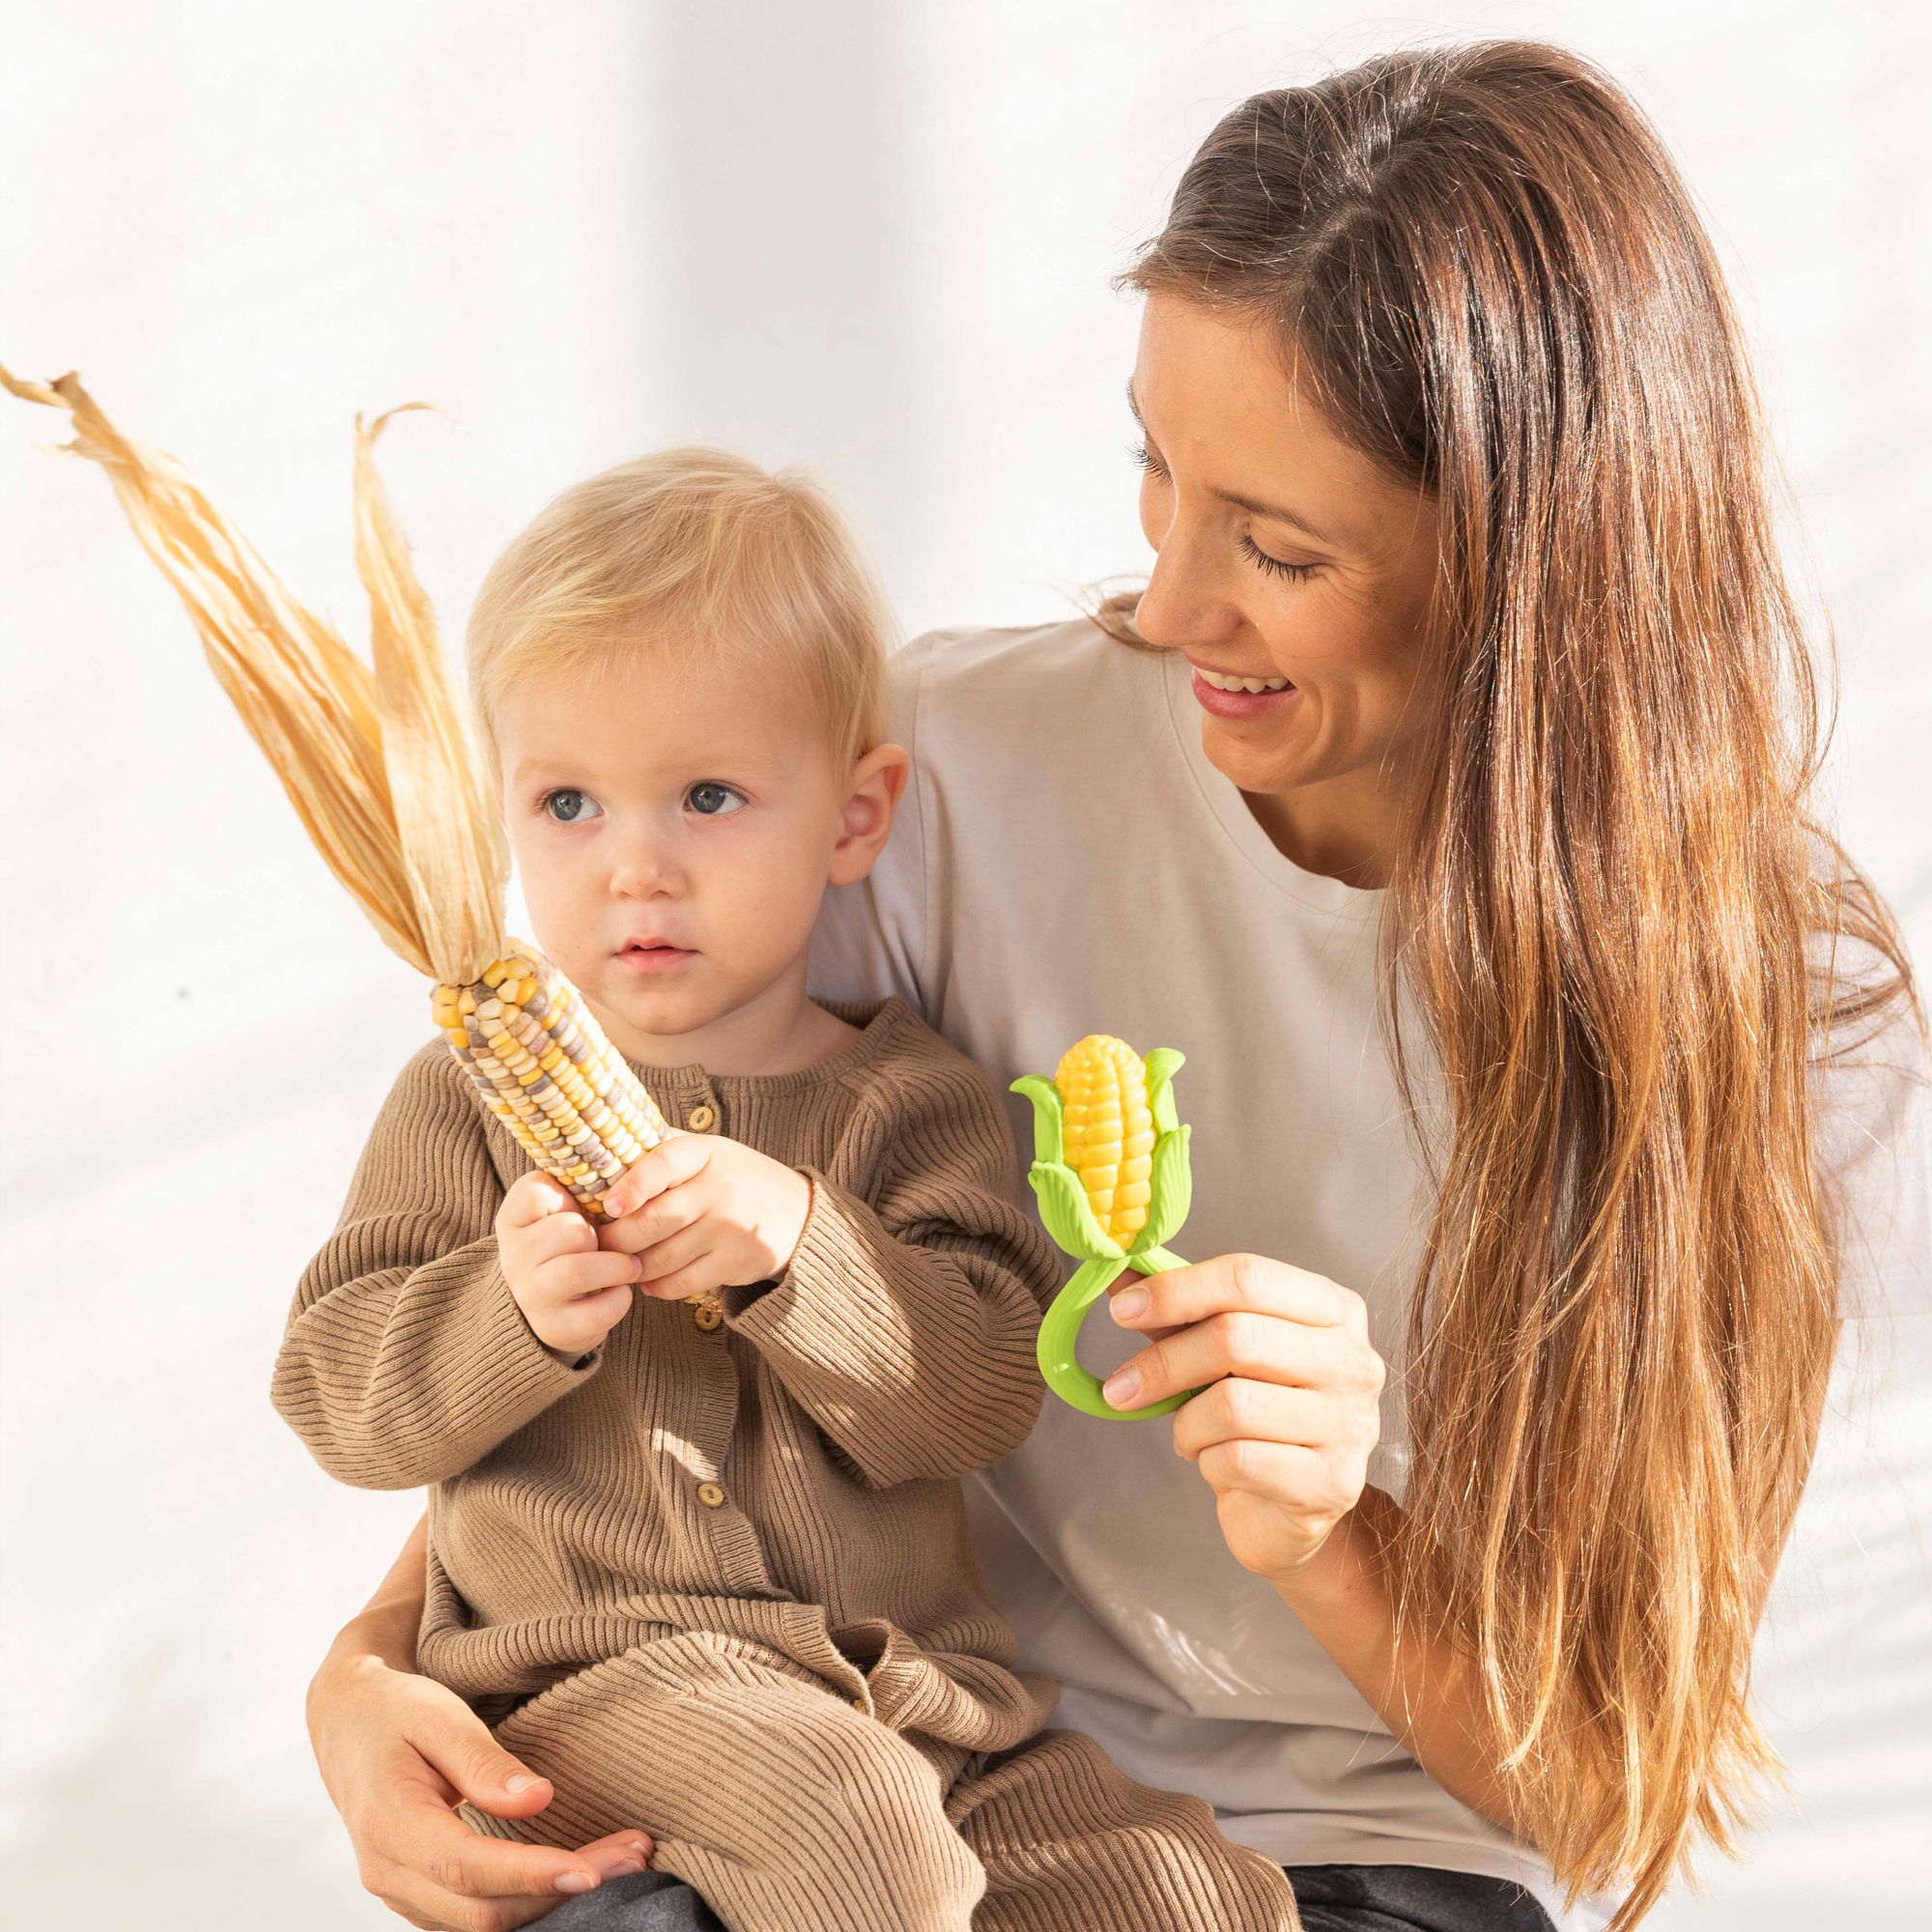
[458,1744,554,1817]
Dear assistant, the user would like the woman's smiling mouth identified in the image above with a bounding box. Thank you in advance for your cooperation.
[1189,663,1298,719]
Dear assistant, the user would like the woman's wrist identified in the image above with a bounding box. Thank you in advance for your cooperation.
[1269,1489,1521,1834]
[327,1590,423,1672]
[1267,1486,1395,1601]
[308,1607,418,1748]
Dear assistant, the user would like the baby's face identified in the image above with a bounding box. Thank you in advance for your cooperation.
[496,650,853,1060]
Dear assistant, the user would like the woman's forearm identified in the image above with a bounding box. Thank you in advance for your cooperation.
[1101,1257,1528,1836]
[320,1513,431,1676]
[1272,1488,1521,1834]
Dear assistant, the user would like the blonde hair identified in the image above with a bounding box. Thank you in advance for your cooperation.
[468,447,893,779]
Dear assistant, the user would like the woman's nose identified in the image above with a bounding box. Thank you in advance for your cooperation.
[1134,516,1242,654]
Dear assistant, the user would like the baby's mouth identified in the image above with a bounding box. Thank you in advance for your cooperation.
[615,939,696,974]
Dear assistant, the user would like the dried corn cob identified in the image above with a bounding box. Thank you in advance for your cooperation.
[435,946,673,1220]
[2,362,673,1215]
[1055,1035,1157,1244]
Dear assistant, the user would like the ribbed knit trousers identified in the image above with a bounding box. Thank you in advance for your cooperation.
[467,1634,1300,1932]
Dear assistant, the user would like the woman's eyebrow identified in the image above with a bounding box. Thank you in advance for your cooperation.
[1129,381,1342,549]
[1212,486,1341,550]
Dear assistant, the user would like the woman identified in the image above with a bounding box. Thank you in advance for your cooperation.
[303,41,1925,1932]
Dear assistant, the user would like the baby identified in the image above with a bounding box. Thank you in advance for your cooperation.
[272,450,1296,1932]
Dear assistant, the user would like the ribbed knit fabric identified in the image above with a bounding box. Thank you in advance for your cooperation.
[273,998,1299,1932]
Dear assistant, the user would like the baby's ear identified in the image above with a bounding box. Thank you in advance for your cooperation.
[830,744,911,885]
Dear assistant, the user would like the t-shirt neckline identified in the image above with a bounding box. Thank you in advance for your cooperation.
[1158,648,1385,923]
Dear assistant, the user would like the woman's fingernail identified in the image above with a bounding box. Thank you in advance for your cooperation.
[1102,1368,1141,1408]
[554,1872,596,1894]
[605,1858,645,1878]
[1111,1289,1150,1322]
[505,1774,543,1795]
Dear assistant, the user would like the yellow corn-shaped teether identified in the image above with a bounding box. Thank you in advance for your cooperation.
[1013,1036,1197,1419]
[1055,1035,1157,1244]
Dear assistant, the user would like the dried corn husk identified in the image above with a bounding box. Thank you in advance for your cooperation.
[0,363,507,986]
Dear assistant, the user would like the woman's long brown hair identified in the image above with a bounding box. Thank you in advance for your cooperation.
[1120,40,1915,1923]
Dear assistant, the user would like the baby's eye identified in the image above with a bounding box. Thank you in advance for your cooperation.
[542,788,602,824]
[686,781,746,817]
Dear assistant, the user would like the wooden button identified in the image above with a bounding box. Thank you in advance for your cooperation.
[694,1304,723,1332]
[851,1696,867,1713]
[687,1104,717,1131]
[696,1482,726,1509]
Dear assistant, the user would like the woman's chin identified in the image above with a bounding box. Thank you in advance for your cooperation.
[1198,718,1321,797]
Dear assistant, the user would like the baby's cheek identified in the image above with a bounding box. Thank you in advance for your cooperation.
[714,860,824,978]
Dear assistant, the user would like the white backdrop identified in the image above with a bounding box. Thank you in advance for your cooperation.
[2,3,1927,1926]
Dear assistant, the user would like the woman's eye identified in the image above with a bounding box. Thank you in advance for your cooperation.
[541,788,601,824]
[1129,440,1173,481]
[686,781,746,817]
[1238,533,1316,582]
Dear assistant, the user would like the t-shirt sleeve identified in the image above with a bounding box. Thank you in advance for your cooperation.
[1812,938,1932,1319]
[722,1030,1063,1489]
[270,1041,593,1489]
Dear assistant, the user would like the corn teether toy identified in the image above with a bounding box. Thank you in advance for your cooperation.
[1012,1037,1202,1420]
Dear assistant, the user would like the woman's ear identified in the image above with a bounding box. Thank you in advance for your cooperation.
[829,743,911,886]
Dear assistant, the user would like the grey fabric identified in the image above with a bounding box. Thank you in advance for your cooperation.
[540,1859,1555,1930]
[1286,1862,1557,1932]
[539,1869,724,1931]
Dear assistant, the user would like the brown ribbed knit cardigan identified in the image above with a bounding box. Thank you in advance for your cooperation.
[272,998,1067,1750]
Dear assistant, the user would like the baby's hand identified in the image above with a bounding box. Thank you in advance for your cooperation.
[496,1172,643,1357]
[598,1136,811,1304]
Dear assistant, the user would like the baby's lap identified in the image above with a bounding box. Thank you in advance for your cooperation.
[487,1632,962,1796]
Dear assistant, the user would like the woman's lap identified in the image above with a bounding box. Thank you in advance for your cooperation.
[1286,1862,1556,1932]
[541,1869,724,1931]
[541,1860,1555,1931]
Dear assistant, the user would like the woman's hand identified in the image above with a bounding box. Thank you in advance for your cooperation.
[1103,1253,1385,1578]
[308,1645,653,1929]
[307,1517,655,1932]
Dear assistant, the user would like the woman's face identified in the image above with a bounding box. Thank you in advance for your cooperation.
[1129,294,1442,881]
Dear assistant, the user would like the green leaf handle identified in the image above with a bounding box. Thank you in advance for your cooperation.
[1037,1250,1199,1420]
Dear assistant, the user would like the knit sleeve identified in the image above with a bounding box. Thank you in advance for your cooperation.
[723,1037,1062,1488]
[270,1040,594,1490]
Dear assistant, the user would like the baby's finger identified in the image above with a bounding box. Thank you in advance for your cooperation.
[537,1248,645,1301]
[632,1226,714,1293]
[603,1133,709,1219]
[522,1204,601,1262]
[598,1181,706,1257]
[635,1249,725,1304]
[497,1171,580,1233]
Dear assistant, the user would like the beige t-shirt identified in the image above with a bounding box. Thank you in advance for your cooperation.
[809,617,1932,1930]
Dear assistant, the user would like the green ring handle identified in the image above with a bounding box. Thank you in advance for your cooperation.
[1037,1248,1201,1421]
